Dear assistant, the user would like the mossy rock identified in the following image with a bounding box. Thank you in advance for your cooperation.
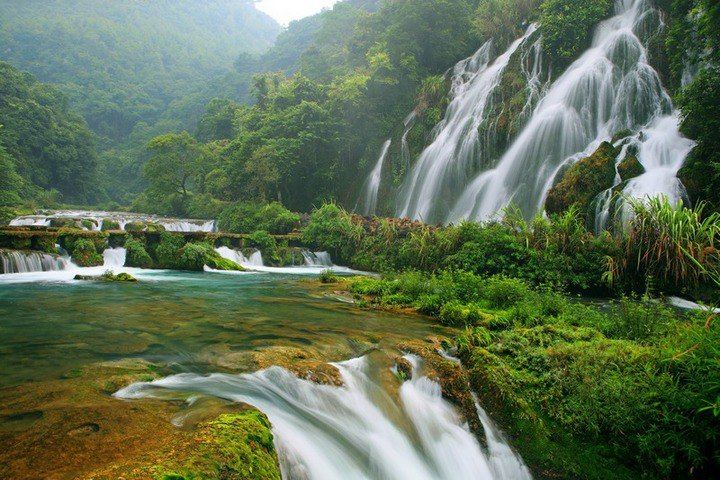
[71,238,103,267]
[154,410,281,480]
[81,219,98,230]
[617,154,644,181]
[145,222,166,233]
[101,219,121,231]
[31,234,59,253]
[205,253,245,272]
[125,239,153,269]
[546,142,619,219]
[49,218,81,229]
[124,221,146,232]
[0,232,32,250]
[74,271,138,282]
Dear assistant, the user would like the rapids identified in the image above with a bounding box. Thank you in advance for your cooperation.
[117,354,530,480]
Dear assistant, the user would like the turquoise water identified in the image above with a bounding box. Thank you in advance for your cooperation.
[0,270,444,388]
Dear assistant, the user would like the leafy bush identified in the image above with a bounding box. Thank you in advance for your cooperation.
[71,238,102,267]
[439,301,491,327]
[218,202,299,234]
[154,233,187,269]
[301,203,363,261]
[539,0,613,65]
[125,238,153,268]
[481,276,533,309]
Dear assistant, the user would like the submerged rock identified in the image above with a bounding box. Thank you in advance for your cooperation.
[74,271,138,282]
[252,346,343,386]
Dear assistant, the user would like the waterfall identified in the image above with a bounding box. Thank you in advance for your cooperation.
[162,220,217,232]
[396,24,539,223]
[451,0,687,224]
[102,248,127,268]
[9,217,51,227]
[400,111,418,169]
[9,211,217,233]
[247,250,264,267]
[355,140,392,216]
[302,250,333,267]
[0,250,69,274]
[115,355,529,480]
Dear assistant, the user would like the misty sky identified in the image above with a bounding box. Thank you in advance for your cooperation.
[256,0,340,25]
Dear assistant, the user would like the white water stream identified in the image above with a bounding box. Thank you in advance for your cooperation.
[116,354,530,480]
[356,140,392,216]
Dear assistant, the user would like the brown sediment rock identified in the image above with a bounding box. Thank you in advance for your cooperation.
[251,346,343,386]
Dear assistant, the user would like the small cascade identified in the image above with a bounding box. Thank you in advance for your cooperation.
[116,355,530,480]
[102,248,127,268]
[452,0,688,224]
[9,217,51,227]
[162,220,217,233]
[215,246,248,265]
[246,250,264,267]
[302,250,333,267]
[9,211,217,233]
[397,24,539,223]
[400,111,418,168]
[355,140,392,216]
[0,250,69,274]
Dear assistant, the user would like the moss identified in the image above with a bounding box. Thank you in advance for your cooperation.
[125,238,154,269]
[145,222,166,233]
[204,252,245,271]
[0,231,32,250]
[81,219,97,230]
[154,410,281,480]
[124,221,145,232]
[545,141,619,219]
[617,154,644,181]
[101,219,121,231]
[49,218,81,229]
[70,238,103,267]
[73,271,138,282]
[31,233,59,253]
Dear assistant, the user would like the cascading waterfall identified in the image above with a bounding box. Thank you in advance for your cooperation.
[400,111,418,169]
[10,211,217,232]
[214,247,264,268]
[116,355,530,480]
[0,250,69,274]
[451,0,688,224]
[102,248,127,268]
[396,25,539,223]
[355,140,392,216]
[302,251,333,267]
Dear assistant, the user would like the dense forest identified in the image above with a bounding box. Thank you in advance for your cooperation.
[2,0,717,224]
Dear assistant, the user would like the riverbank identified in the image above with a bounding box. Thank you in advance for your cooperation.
[325,272,719,479]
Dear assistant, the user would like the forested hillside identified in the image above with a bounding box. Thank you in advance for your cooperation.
[0,62,98,204]
[0,0,717,222]
[0,0,280,143]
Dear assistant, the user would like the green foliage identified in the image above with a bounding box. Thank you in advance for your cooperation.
[248,230,279,265]
[301,204,363,261]
[610,197,720,293]
[218,202,300,234]
[125,238,153,269]
[70,238,102,267]
[0,62,99,203]
[349,268,720,477]
[319,269,340,284]
[677,66,720,210]
[539,0,613,65]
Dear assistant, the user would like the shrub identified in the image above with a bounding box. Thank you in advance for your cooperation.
[439,301,492,327]
[540,0,613,65]
[481,276,533,309]
[218,202,299,234]
[71,238,102,267]
[301,203,363,261]
[319,269,339,283]
[610,197,720,293]
[125,239,153,269]
[155,233,187,269]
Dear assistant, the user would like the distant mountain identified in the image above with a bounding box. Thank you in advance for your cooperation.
[0,0,281,143]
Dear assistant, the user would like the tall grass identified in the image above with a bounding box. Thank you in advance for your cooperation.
[611,197,720,290]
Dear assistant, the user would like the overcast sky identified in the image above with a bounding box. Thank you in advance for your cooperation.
[255,0,340,26]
